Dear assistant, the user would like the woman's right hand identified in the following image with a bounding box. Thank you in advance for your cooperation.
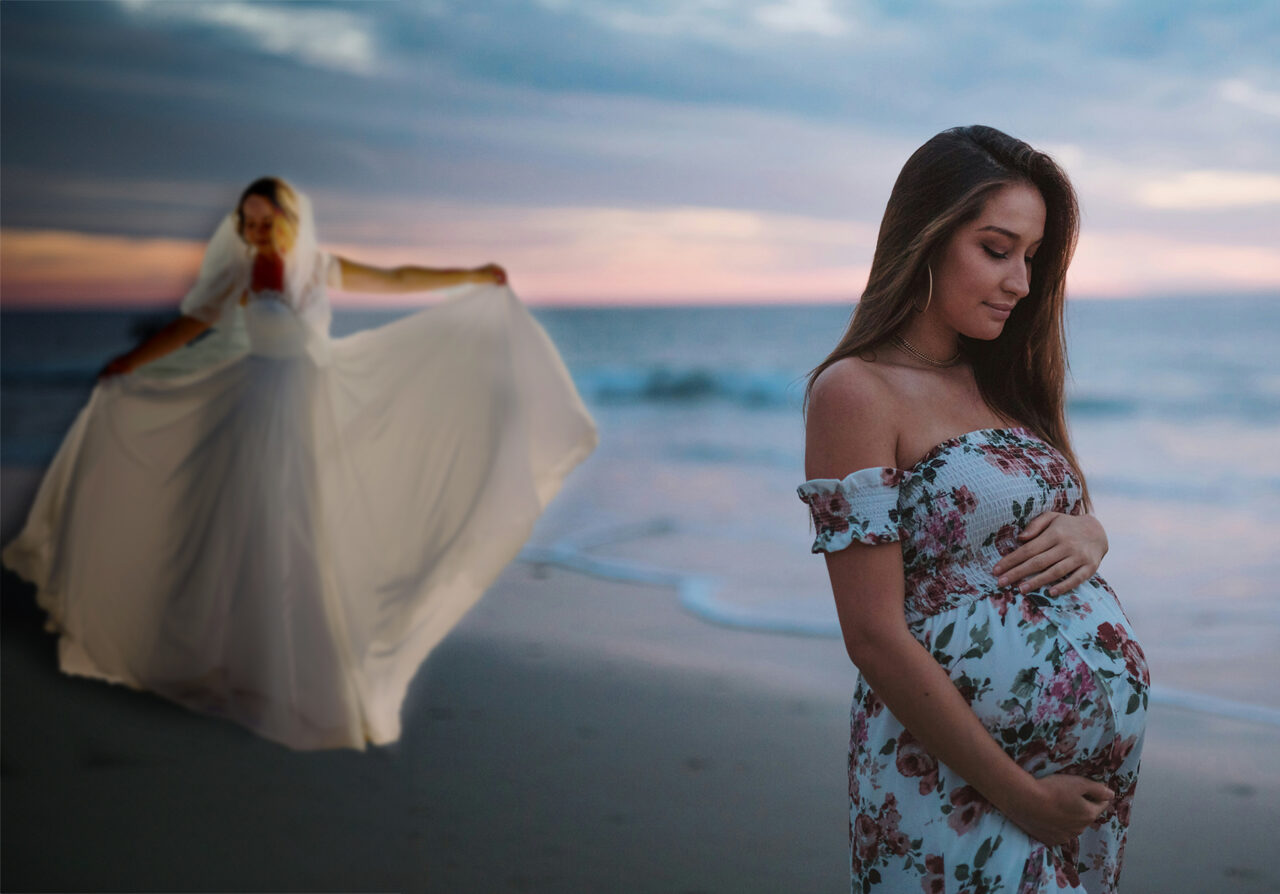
[1003,773,1114,846]
[98,353,137,380]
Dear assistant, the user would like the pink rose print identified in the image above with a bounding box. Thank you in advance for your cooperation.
[946,785,989,835]
[882,468,907,487]
[1019,595,1046,625]
[983,445,1033,478]
[1122,639,1149,686]
[853,812,880,865]
[850,711,869,752]
[951,484,977,514]
[1051,489,1071,513]
[1041,456,1070,488]
[1095,621,1125,653]
[1049,728,1081,764]
[1015,738,1052,776]
[877,793,911,857]
[920,508,967,555]
[807,489,851,535]
[921,855,946,894]
[992,522,1020,557]
[988,588,1015,621]
[1052,838,1082,887]
[895,729,941,795]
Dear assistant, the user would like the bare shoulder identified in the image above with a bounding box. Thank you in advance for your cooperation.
[805,356,900,479]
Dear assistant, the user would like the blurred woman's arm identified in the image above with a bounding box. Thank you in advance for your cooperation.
[334,256,506,293]
[99,315,211,378]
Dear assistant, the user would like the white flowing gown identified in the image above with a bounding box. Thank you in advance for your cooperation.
[3,244,597,750]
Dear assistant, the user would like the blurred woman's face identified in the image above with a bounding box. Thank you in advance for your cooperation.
[241,195,279,253]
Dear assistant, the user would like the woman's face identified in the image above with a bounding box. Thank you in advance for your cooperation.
[240,194,279,252]
[930,182,1046,341]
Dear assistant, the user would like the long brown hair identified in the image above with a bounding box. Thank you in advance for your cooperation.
[805,125,1088,502]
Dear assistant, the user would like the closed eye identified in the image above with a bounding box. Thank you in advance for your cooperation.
[983,245,1008,260]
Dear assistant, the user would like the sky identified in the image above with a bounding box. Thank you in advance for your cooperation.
[1,0,1278,307]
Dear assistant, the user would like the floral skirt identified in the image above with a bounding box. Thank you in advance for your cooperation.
[849,586,1148,893]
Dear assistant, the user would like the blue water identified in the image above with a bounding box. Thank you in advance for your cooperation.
[6,298,1279,443]
[4,296,1279,715]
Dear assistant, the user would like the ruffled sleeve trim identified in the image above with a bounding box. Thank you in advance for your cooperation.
[796,466,906,553]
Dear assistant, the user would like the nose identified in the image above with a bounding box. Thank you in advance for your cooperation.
[1003,262,1030,299]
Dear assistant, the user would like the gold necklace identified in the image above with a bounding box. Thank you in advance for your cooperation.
[891,334,962,368]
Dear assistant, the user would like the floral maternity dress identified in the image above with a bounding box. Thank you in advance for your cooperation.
[798,427,1148,893]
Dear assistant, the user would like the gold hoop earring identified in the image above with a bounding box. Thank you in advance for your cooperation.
[913,265,933,313]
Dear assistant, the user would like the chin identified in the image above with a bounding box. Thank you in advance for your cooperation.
[961,322,1006,342]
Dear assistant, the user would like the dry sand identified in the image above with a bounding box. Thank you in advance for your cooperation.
[2,466,1278,893]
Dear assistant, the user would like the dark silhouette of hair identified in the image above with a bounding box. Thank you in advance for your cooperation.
[805,125,1088,503]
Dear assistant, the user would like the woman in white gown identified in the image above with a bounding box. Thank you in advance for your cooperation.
[3,177,598,750]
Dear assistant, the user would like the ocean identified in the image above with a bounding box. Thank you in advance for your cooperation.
[3,296,1279,720]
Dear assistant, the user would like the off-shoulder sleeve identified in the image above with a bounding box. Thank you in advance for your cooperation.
[796,466,906,553]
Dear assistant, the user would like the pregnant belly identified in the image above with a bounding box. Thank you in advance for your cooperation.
[913,586,1148,784]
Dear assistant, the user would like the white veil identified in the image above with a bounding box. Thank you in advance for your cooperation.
[279,188,334,338]
[148,181,331,376]
[178,212,250,328]
[179,180,328,326]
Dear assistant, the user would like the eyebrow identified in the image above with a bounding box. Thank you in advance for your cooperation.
[978,225,1043,245]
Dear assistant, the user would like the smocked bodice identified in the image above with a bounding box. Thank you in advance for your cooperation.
[799,427,1094,624]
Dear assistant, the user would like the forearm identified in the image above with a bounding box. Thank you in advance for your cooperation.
[850,625,1039,816]
[120,315,210,367]
[344,264,481,294]
[392,266,482,291]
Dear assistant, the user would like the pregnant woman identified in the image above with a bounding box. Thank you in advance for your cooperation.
[799,127,1147,891]
[3,177,597,750]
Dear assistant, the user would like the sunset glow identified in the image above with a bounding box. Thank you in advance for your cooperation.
[2,2,1276,308]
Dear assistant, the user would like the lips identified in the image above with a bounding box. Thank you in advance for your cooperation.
[984,302,1015,317]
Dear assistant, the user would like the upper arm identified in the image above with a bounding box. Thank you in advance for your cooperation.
[803,360,909,657]
[805,359,898,479]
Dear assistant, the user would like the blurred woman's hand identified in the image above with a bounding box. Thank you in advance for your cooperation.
[98,353,137,380]
[470,263,507,285]
[993,511,1108,596]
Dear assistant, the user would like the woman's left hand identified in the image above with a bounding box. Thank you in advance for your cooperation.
[994,511,1108,597]
[472,263,507,285]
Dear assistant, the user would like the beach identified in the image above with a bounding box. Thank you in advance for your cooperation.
[3,460,1279,894]
[4,297,1280,892]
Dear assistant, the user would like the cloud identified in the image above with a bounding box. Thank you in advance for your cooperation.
[1134,170,1280,209]
[753,0,853,37]
[0,228,205,305]
[1219,78,1280,119]
[4,2,1278,303]
[532,0,851,46]
[1071,229,1280,297]
[117,0,380,75]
